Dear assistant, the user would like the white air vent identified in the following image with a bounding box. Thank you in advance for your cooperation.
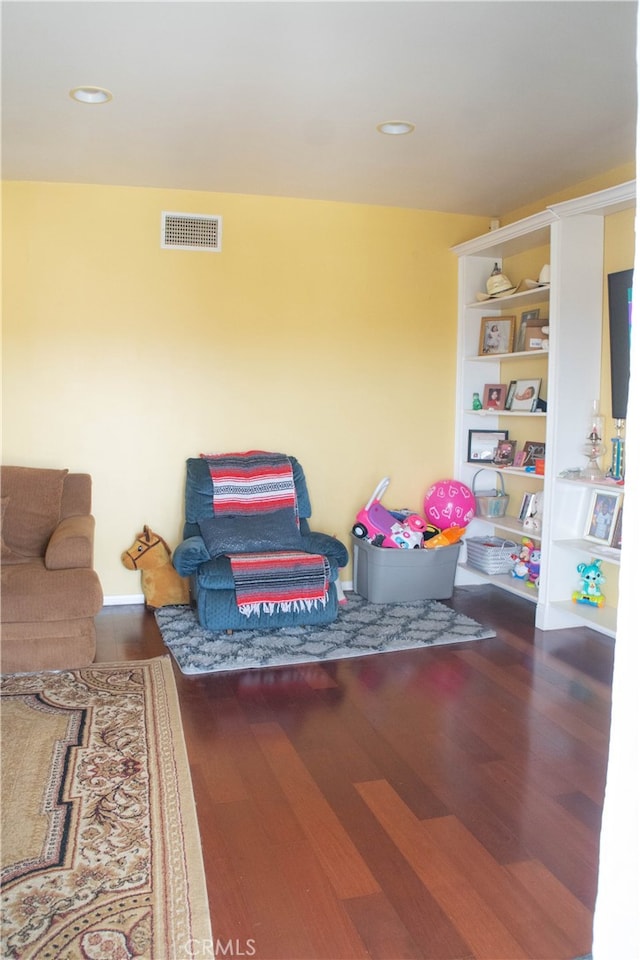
[161,212,222,251]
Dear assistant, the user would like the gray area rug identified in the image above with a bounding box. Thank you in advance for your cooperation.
[155,592,496,675]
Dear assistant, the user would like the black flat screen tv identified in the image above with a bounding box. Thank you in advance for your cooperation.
[608,268,633,420]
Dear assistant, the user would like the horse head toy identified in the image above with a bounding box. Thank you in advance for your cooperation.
[121,526,190,609]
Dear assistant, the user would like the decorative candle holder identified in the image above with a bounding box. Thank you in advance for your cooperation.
[581,402,605,481]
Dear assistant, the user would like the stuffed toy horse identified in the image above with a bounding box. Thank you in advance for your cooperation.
[121,526,190,609]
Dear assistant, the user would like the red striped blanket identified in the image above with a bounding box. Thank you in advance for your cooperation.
[200,451,297,518]
[229,551,330,617]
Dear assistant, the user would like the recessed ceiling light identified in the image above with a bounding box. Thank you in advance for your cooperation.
[376,121,415,136]
[70,86,113,104]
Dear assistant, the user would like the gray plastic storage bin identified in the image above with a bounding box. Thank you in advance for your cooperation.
[351,534,460,603]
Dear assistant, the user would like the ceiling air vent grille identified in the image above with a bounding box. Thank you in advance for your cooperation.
[161,212,222,251]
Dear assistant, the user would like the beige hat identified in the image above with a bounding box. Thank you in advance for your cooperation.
[475,271,518,302]
[524,264,551,289]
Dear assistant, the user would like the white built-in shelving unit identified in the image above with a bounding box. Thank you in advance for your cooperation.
[452,181,635,638]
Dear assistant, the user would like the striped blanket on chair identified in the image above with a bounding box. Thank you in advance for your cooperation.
[229,551,330,618]
[201,451,298,518]
[201,452,328,616]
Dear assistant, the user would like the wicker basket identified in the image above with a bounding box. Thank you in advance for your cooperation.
[472,469,510,519]
[465,536,517,575]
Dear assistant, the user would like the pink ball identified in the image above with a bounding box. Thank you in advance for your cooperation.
[424,479,476,529]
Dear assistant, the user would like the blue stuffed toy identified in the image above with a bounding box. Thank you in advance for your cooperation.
[572,558,606,608]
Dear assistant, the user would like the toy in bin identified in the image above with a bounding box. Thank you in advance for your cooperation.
[353,477,428,549]
[424,526,466,549]
[424,478,476,528]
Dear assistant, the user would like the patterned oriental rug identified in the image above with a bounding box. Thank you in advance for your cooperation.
[156,593,496,675]
[1,657,211,960]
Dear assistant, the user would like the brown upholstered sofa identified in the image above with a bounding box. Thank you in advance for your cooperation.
[1,466,103,673]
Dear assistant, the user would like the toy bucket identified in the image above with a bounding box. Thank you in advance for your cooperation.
[472,469,510,519]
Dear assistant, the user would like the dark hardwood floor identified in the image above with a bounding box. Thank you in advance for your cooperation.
[95,586,613,960]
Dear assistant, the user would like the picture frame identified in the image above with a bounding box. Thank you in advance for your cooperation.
[505,379,517,410]
[516,309,539,353]
[482,383,507,410]
[478,316,515,356]
[494,439,516,466]
[584,490,623,546]
[521,440,546,467]
[524,318,550,352]
[467,429,509,463]
[509,378,542,412]
[611,505,624,550]
[513,450,526,468]
[518,492,535,521]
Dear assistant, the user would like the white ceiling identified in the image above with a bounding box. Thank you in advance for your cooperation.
[1,1,637,217]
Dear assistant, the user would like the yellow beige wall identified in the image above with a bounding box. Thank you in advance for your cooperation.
[2,181,486,597]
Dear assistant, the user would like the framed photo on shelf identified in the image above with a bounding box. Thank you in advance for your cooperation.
[611,505,624,549]
[584,489,623,545]
[482,383,507,410]
[524,318,550,352]
[478,316,515,356]
[516,309,539,352]
[494,439,516,465]
[509,378,542,412]
[513,450,526,468]
[467,429,509,463]
[505,379,517,410]
[518,492,536,521]
[521,440,546,467]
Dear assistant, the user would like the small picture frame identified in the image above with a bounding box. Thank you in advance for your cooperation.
[505,380,517,410]
[467,429,509,463]
[509,378,542,412]
[611,506,623,549]
[518,492,535,521]
[482,383,507,410]
[516,309,539,353]
[584,490,623,545]
[522,440,546,467]
[478,316,515,356]
[494,439,516,465]
[513,450,526,468]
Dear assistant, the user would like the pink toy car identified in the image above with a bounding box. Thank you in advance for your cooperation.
[352,477,427,549]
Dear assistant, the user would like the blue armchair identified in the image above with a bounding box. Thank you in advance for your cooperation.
[173,453,348,632]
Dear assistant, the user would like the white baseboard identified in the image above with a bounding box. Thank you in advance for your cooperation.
[104,581,354,608]
[103,594,145,606]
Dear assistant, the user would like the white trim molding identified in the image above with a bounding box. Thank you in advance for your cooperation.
[103,594,145,606]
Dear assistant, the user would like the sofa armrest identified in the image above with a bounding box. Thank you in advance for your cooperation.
[173,536,210,576]
[300,531,349,568]
[45,515,95,570]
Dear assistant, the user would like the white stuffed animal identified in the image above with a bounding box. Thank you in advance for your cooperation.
[524,492,543,533]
